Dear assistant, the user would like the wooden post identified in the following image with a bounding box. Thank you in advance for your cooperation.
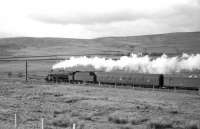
[132,80,134,89]
[72,123,76,129]
[14,113,17,128]
[99,81,101,86]
[115,83,116,88]
[41,118,44,129]
[153,85,154,91]
[25,60,28,81]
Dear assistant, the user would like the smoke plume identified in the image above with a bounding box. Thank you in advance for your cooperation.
[52,53,200,74]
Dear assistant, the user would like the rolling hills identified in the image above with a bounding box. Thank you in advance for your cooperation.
[0,31,200,57]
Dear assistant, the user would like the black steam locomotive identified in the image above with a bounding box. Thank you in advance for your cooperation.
[45,69,200,90]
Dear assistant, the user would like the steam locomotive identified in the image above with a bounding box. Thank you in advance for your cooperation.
[45,70,200,90]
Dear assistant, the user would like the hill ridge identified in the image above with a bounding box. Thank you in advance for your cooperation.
[0,31,200,57]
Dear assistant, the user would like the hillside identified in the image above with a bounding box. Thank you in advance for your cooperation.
[0,32,200,57]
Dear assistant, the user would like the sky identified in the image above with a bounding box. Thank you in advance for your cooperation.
[0,0,199,38]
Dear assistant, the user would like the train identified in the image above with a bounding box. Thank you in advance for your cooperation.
[45,70,200,90]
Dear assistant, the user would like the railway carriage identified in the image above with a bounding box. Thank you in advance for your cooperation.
[95,71,161,87]
[164,76,200,90]
[73,71,96,83]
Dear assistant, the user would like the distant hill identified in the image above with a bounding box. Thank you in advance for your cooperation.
[0,32,200,57]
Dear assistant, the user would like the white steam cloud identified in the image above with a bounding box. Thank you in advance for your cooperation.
[52,53,200,74]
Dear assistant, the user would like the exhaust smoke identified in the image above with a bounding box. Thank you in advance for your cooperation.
[52,53,200,74]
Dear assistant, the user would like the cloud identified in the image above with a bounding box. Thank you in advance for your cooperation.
[0,0,199,38]
[155,2,200,31]
[30,11,147,25]
[29,0,200,35]
[61,0,200,37]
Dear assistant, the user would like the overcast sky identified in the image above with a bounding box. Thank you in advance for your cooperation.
[0,0,199,38]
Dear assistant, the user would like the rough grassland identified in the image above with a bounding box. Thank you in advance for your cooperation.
[0,80,200,129]
[1,32,200,57]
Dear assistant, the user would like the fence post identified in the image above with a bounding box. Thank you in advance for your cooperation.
[25,60,28,81]
[14,113,17,128]
[99,81,101,86]
[41,118,44,129]
[72,123,76,129]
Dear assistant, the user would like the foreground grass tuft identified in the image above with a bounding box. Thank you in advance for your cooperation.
[51,114,75,128]
[119,125,133,129]
[147,117,173,129]
[147,117,200,129]
[131,117,148,125]
[108,116,129,124]
[185,120,200,129]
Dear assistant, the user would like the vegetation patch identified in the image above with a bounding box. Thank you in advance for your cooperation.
[54,93,63,97]
[17,72,24,78]
[119,125,134,129]
[131,117,148,125]
[108,117,128,124]
[147,117,200,129]
[185,120,200,129]
[147,117,173,129]
[108,114,129,124]
[51,114,75,128]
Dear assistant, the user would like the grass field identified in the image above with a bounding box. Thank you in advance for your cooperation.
[0,79,200,129]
